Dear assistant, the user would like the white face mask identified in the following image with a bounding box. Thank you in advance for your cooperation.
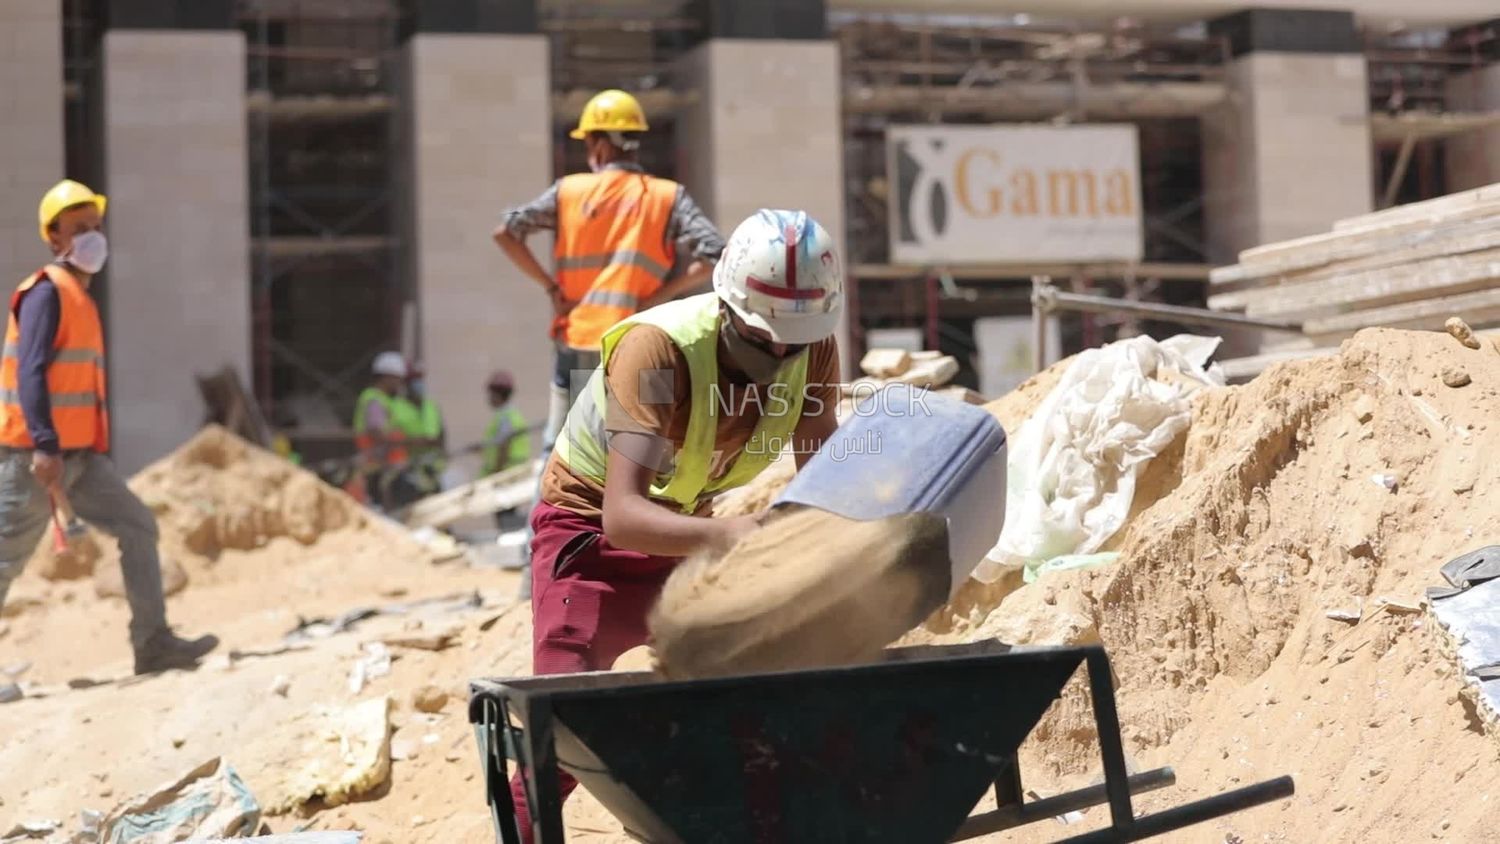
[65,231,108,274]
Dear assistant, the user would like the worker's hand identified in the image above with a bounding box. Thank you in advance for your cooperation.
[715,512,767,550]
[548,285,576,318]
[30,451,62,490]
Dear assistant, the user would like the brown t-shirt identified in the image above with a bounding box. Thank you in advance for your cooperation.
[542,324,840,518]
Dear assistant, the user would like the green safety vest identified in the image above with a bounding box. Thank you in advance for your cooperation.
[353,387,396,435]
[482,406,531,475]
[353,387,409,464]
[392,397,443,440]
[553,292,808,514]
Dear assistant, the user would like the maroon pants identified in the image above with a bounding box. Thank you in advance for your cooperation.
[509,502,679,843]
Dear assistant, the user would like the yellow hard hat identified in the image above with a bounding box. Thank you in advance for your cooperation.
[569,89,649,140]
[38,179,107,244]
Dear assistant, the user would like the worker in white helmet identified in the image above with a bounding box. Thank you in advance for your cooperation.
[507,209,844,841]
[352,351,411,509]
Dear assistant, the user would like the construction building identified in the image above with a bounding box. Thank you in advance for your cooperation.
[0,0,1496,473]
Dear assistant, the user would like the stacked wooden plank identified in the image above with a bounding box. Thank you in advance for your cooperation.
[1207,182,1500,345]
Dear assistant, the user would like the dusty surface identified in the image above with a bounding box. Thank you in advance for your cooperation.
[5,332,1499,843]
[908,328,1500,842]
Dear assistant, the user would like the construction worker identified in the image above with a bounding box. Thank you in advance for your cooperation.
[481,370,529,478]
[508,209,844,840]
[351,351,411,510]
[393,359,445,495]
[493,88,726,598]
[482,370,531,534]
[0,179,218,674]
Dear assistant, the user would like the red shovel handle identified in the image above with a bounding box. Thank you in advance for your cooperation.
[47,492,68,552]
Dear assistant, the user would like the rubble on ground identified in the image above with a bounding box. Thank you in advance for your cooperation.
[3,330,1499,843]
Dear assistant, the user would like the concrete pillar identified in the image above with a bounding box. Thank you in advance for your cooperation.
[400,1,551,458]
[674,0,850,376]
[102,1,250,473]
[0,1,65,285]
[1444,62,1500,192]
[1202,9,1374,263]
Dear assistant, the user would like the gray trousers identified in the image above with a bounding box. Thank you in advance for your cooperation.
[0,449,167,649]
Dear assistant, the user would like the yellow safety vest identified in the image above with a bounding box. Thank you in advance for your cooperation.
[553,293,808,514]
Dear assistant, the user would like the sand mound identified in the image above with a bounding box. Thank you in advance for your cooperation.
[651,506,951,679]
[132,425,354,555]
[906,327,1500,841]
[27,426,367,596]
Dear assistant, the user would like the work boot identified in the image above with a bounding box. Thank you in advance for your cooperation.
[133,628,220,675]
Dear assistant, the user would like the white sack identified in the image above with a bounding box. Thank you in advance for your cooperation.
[974,334,1224,583]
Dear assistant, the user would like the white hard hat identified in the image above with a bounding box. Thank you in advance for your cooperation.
[713,209,843,345]
[372,351,408,378]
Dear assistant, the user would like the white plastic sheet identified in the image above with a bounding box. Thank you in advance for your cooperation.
[975,334,1224,583]
[101,757,260,844]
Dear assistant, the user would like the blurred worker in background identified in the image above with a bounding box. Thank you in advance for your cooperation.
[0,179,219,674]
[393,358,445,496]
[481,370,530,477]
[352,351,412,511]
[481,369,531,534]
[507,210,845,840]
[493,88,726,598]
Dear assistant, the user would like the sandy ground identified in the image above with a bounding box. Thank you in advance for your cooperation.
[3,330,1499,843]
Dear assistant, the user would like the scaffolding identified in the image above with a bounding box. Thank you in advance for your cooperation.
[830,14,1231,383]
[239,0,407,456]
[1365,21,1500,208]
[135,3,1500,439]
[544,2,700,177]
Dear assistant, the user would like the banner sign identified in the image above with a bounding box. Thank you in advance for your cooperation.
[888,124,1144,264]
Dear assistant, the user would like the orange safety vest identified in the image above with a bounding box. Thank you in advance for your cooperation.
[0,266,109,452]
[554,169,678,350]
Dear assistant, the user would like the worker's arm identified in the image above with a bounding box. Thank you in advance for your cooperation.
[642,259,714,310]
[493,182,572,315]
[602,439,761,556]
[643,188,725,309]
[492,230,554,292]
[792,401,840,471]
[15,280,63,487]
[791,338,844,471]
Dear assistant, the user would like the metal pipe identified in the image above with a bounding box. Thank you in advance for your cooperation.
[852,261,1213,282]
[925,275,941,351]
[842,81,1226,119]
[1032,276,1049,373]
[1034,285,1303,333]
[952,767,1177,839]
[1057,776,1296,843]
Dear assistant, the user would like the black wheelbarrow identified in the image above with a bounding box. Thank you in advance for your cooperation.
[468,641,1293,843]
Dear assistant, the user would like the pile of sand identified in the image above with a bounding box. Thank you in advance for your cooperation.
[29,425,365,594]
[133,425,356,555]
[903,327,1500,841]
